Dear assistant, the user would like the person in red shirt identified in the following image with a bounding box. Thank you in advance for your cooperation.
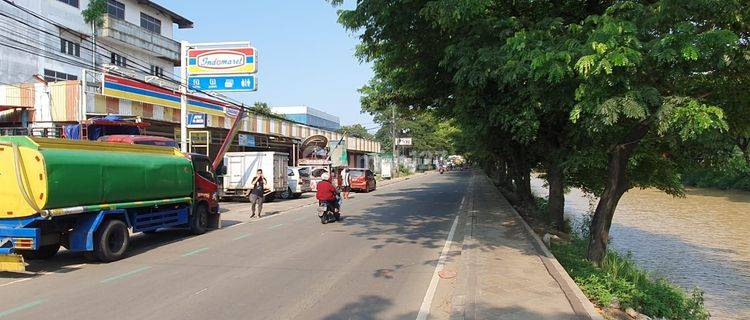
[316,172,340,212]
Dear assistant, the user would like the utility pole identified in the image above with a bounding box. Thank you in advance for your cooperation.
[179,41,189,153]
[391,104,397,178]
[91,23,96,70]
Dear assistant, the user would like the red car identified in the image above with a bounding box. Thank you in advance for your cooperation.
[348,168,376,192]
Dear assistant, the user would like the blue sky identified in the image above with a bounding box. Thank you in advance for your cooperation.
[161,0,375,128]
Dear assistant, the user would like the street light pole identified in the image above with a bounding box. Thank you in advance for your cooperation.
[391,104,397,178]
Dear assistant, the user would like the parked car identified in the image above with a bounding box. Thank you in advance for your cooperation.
[348,168,376,192]
[279,167,311,199]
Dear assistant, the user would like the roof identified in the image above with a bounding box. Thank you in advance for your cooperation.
[271,106,341,124]
[137,0,194,28]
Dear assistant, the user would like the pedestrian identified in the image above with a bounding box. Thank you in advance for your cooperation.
[342,167,351,199]
[249,169,266,218]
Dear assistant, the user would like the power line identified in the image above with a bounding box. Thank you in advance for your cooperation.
[0,1,355,133]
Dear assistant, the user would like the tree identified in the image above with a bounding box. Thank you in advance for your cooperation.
[333,0,745,265]
[81,0,106,27]
[253,102,273,116]
[338,124,374,139]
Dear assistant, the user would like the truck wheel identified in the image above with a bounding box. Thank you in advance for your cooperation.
[94,219,129,262]
[19,243,60,260]
[190,204,209,235]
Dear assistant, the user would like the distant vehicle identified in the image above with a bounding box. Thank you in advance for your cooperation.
[222,152,289,201]
[348,168,376,192]
[279,166,311,199]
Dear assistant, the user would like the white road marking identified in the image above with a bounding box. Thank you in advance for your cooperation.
[193,288,208,295]
[0,277,33,287]
[415,197,464,320]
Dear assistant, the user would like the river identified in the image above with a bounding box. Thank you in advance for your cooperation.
[530,177,750,320]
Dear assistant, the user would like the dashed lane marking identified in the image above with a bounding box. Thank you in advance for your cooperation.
[0,299,45,318]
[232,233,253,241]
[182,247,209,257]
[100,266,151,284]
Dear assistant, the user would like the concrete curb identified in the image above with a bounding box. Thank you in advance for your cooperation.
[481,174,604,320]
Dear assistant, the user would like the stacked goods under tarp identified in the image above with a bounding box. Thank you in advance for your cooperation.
[0,136,194,219]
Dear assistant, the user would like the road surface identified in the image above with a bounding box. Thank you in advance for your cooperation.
[0,171,468,320]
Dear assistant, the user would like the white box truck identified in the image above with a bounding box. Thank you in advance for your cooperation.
[222,152,289,201]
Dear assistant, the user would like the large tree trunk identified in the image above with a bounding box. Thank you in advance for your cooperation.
[737,136,750,166]
[587,122,650,264]
[514,160,533,204]
[547,162,566,230]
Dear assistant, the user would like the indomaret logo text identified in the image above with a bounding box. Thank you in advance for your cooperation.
[197,51,245,69]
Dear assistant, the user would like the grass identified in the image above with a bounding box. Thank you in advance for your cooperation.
[551,238,710,320]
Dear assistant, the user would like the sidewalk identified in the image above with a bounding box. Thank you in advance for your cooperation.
[450,172,601,320]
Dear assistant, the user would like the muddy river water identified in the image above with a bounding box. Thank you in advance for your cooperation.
[530,178,750,319]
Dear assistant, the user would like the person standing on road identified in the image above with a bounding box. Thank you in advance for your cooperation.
[341,167,351,200]
[250,169,267,218]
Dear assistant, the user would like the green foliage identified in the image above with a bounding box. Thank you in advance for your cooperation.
[332,0,750,263]
[338,124,374,139]
[552,238,710,320]
[252,102,273,116]
[683,149,750,191]
[82,0,106,27]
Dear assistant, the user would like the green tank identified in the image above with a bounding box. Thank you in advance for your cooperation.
[0,136,194,218]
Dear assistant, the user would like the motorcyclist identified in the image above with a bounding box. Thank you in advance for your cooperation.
[316,172,340,213]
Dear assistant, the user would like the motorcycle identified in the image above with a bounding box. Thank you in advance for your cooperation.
[318,199,341,224]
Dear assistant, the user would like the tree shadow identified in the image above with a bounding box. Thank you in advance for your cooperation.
[318,296,583,320]
[320,295,393,320]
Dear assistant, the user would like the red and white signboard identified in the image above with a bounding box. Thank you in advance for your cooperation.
[187,47,257,75]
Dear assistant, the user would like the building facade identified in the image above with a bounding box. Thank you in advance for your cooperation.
[0,0,191,86]
[271,106,341,131]
[0,0,381,163]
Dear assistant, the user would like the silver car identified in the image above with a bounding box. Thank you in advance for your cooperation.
[279,167,312,199]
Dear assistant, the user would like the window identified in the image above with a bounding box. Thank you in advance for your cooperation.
[107,0,125,20]
[110,52,127,67]
[140,13,161,34]
[57,0,79,8]
[150,65,164,77]
[43,69,78,83]
[60,39,80,57]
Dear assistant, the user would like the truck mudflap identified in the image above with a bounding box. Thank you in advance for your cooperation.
[0,254,25,272]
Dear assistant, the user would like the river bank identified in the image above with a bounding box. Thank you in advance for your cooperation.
[530,177,750,320]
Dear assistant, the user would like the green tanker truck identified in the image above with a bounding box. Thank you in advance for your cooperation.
[0,136,220,271]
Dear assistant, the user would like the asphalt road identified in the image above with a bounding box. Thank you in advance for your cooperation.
[0,171,470,320]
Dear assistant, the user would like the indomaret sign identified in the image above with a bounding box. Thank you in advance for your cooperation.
[187,47,257,75]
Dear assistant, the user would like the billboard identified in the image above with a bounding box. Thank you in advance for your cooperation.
[395,138,413,146]
[187,47,257,75]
